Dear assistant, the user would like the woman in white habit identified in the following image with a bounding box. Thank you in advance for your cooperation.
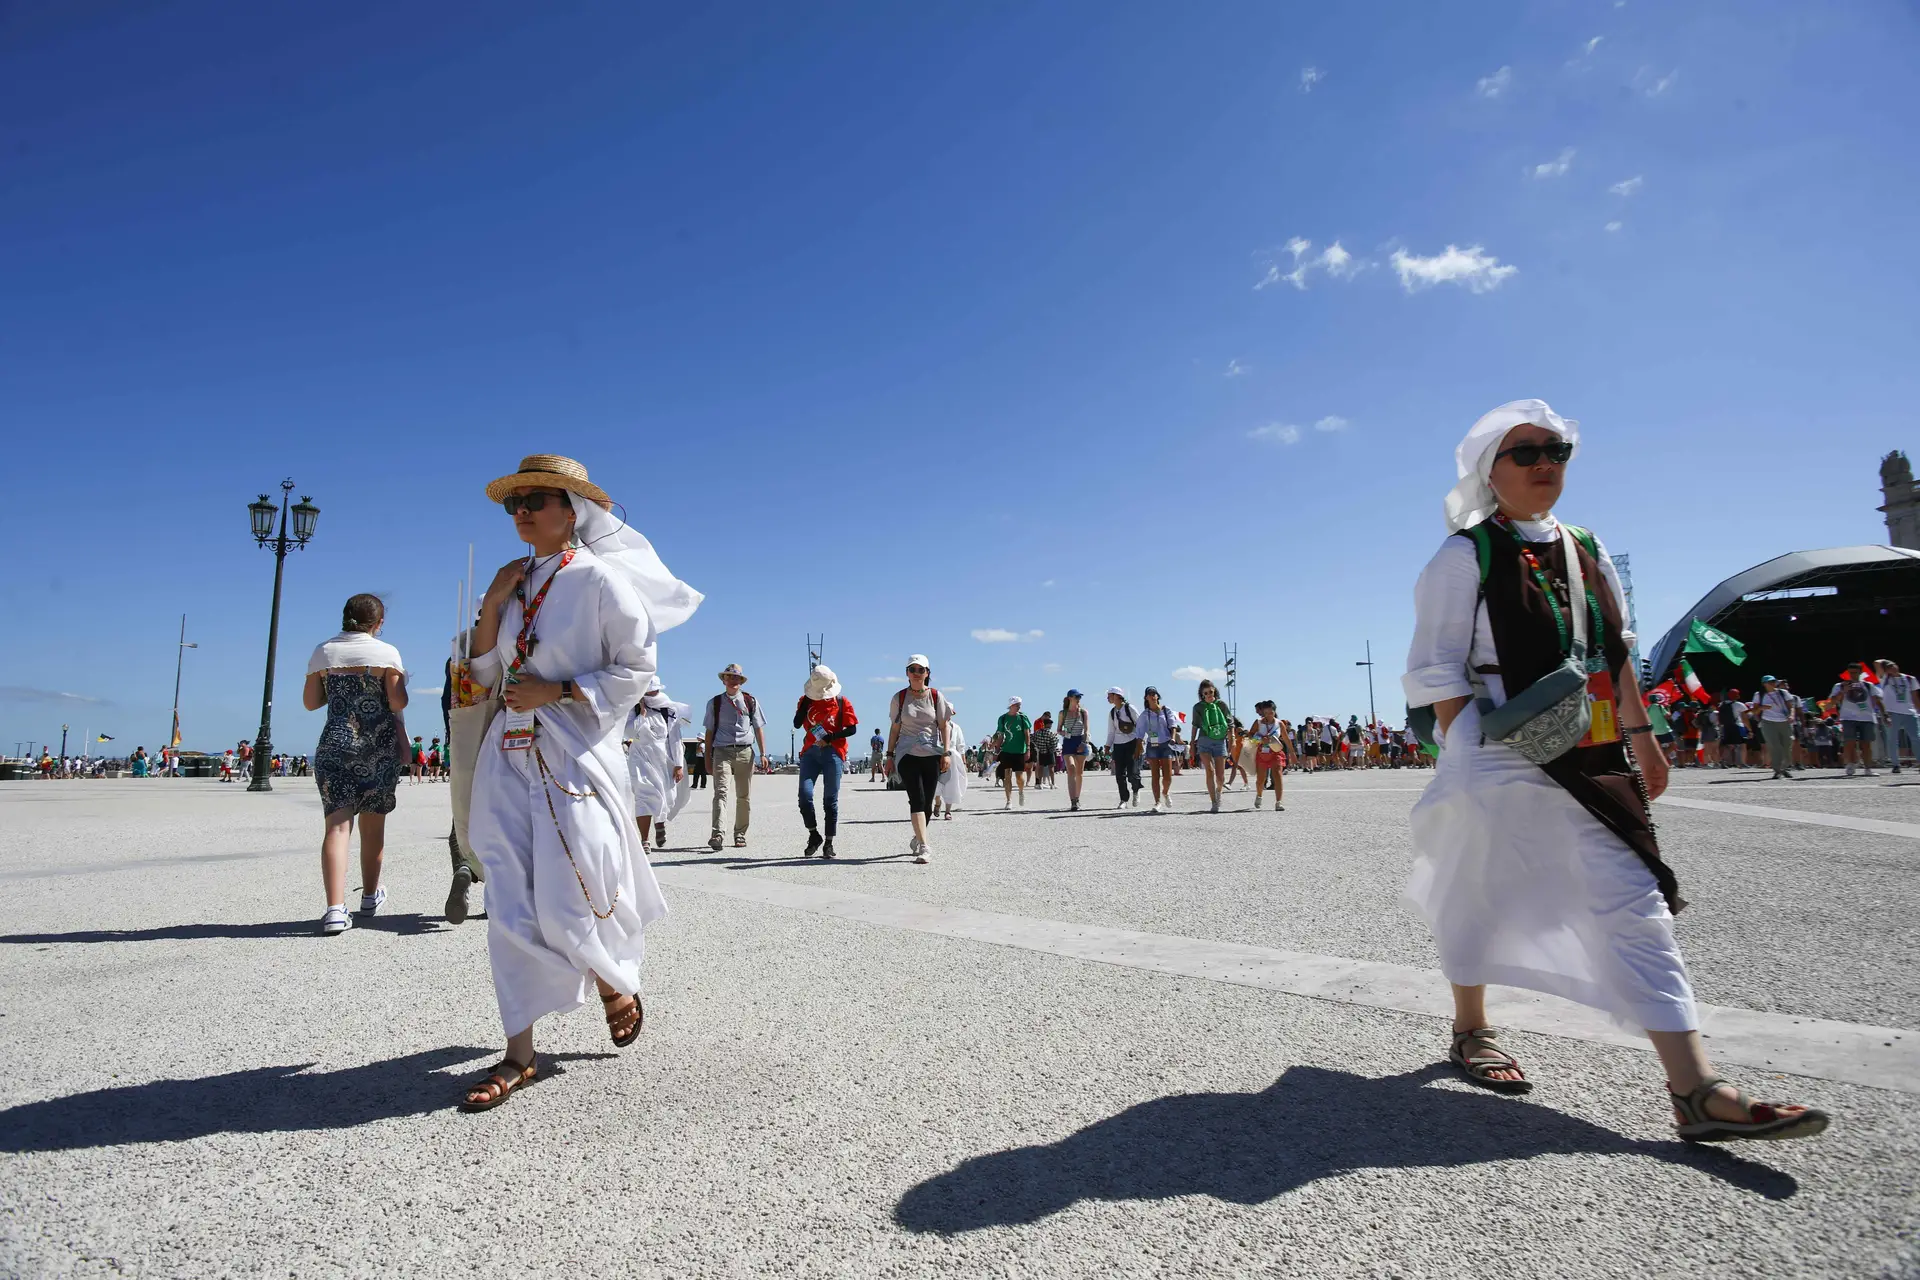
[1403,401,1828,1142]
[932,702,967,820]
[628,676,691,850]
[460,454,701,1111]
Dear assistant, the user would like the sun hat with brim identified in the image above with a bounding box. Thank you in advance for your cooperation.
[718,663,747,682]
[485,454,612,507]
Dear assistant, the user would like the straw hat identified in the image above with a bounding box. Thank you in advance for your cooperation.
[485,454,611,508]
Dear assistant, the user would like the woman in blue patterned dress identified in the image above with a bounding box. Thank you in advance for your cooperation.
[302,593,409,935]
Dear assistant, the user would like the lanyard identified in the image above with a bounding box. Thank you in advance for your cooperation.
[505,549,574,683]
[1494,516,1602,671]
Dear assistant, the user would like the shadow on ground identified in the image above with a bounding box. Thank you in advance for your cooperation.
[0,913,452,944]
[0,1046,619,1151]
[894,1064,1796,1233]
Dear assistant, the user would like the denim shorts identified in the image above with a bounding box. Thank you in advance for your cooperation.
[1842,720,1877,744]
[1062,735,1087,756]
[1195,736,1228,757]
[1143,743,1176,761]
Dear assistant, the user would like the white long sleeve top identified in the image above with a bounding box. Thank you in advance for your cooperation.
[1401,515,1633,712]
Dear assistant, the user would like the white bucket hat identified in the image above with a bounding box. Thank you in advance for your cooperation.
[805,665,842,700]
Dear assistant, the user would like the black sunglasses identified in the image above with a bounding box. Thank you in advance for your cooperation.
[1493,441,1574,467]
[503,490,568,515]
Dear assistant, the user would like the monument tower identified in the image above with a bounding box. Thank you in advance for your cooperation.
[1882,450,1919,550]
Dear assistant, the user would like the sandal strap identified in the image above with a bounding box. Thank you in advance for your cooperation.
[1670,1076,1748,1124]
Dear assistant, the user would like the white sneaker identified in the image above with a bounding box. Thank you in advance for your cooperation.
[1864,769,1878,777]
[1846,765,1857,776]
[1253,795,1263,810]
[319,906,351,936]
[1150,801,1162,814]
[1210,799,1220,814]
[1017,792,1025,806]
[357,885,388,916]
[913,838,930,865]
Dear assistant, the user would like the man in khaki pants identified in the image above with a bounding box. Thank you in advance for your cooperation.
[704,663,767,851]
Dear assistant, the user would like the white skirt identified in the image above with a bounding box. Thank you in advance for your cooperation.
[1406,700,1697,1033]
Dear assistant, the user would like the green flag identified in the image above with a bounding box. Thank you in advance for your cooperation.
[1683,618,1747,665]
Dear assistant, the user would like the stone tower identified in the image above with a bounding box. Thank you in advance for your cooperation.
[1883,450,1920,549]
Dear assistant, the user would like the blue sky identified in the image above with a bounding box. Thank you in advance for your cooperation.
[4,0,1916,756]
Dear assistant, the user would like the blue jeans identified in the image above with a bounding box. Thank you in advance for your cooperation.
[798,746,843,836]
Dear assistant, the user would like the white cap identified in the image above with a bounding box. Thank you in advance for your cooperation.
[1008,694,1023,705]
[906,654,930,669]
[1106,686,1126,698]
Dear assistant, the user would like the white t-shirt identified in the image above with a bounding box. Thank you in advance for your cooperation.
[1877,674,1918,716]
[1831,679,1879,723]
[1756,689,1795,722]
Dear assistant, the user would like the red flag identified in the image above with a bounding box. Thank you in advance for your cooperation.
[1650,680,1682,706]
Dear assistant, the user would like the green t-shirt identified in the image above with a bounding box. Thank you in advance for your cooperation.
[996,712,1032,754]
[1647,702,1671,735]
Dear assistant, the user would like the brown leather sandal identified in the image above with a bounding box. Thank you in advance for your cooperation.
[459,1055,537,1112]
[1670,1077,1830,1143]
[1449,1027,1532,1095]
[601,990,644,1048]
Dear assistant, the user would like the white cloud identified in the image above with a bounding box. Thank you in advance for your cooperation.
[1313,415,1350,433]
[1388,244,1517,294]
[1040,579,1057,588]
[944,685,964,693]
[1583,35,1604,54]
[1299,66,1324,93]
[1605,220,1623,232]
[1637,67,1678,96]
[1247,423,1302,445]
[1224,358,1247,378]
[1172,666,1229,683]
[1530,147,1575,179]
[1042,663,1063,674]
[1610,175,1644,197]
[971,628,1043,644]
[1256,238,1360,290]
[868,675,906,684]
[413,686,444,698]
[1476,66,1512,98]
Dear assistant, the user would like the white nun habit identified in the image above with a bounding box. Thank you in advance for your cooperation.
[937,707,968,810]
[1402,400,1697,1033]
[628,679,692,822]
[467,492,702,1037]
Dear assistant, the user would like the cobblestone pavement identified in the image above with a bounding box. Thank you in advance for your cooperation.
[2,770,1915,1278]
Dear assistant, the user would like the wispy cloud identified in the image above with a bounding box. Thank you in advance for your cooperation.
[1530,147,1575,179]
[869,675,906,684]
[1256,237,1359,290]
[0,686,106,705]
[413,686,444,698]
[1172,666,1229,683]
[1610,175,1644,197]
[1583,35,1604,54]
[1248,424,1302,445]
[1389,244,1517,294]
[1042,663,1063,674]
[1040,579,1057,588]
[1224,358,1247,378]
[971,628,1044,644]
[1605,220,1623,232]
[1476,66,1512,99]
[1636,66,1678,97]
[1298,66,1324,93]
[1313,415,1350,433]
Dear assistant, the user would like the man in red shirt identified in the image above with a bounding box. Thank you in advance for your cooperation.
[793,665,857,860]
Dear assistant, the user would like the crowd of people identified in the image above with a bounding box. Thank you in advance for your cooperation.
[1647,661,1916,778]
[123,422,1865,1144]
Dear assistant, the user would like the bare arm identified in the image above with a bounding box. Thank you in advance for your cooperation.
[1432,695,1472,736]
[384,667,409,713]
[302,671,325,712]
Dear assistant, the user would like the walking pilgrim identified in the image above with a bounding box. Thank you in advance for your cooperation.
[1403,401,1829,1141]
[628,676,692,850]
[456,455,702,1111]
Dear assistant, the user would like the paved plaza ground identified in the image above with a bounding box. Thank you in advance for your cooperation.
[2,764,1916,1278]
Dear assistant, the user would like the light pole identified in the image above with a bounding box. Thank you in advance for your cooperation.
[1355,640,1377,731]
[246,481,320,792]
[169,614,197,764]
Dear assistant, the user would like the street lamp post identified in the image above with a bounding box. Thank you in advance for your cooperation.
[246,481,320,793]
[1355,640,1377,732]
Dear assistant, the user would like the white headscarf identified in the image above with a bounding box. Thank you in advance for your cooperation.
[568,491,704,631]
[1442,398,1581,534]
[640,674,688,717]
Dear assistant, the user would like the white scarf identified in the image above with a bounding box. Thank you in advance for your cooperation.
[568,491,704,632]
[1442,399,1581,534]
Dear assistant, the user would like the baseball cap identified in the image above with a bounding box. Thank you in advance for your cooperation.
[906,654,930,669]
[1066,688,1083,699]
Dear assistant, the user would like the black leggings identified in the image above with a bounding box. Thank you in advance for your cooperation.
[896,753,942,815]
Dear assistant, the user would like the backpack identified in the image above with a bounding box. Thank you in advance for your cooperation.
[709,690,759,730]
[891,687,944,727]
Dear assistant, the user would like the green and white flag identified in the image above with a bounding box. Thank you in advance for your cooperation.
[1683,618,1747,665]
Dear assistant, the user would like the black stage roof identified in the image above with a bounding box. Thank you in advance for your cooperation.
[1645,545,1920,698]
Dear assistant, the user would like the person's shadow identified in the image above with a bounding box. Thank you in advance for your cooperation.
[894,1064,1796,1234]
[0,913,451,944]
[0,1045,617,1152]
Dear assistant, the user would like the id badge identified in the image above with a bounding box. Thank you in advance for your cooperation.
[1580,670,1620,747]
[501,708,536,751]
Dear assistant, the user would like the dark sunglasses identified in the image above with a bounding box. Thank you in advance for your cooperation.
[1494,441,1574,467]
[906,665,929,675]
[503,490,568,515]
